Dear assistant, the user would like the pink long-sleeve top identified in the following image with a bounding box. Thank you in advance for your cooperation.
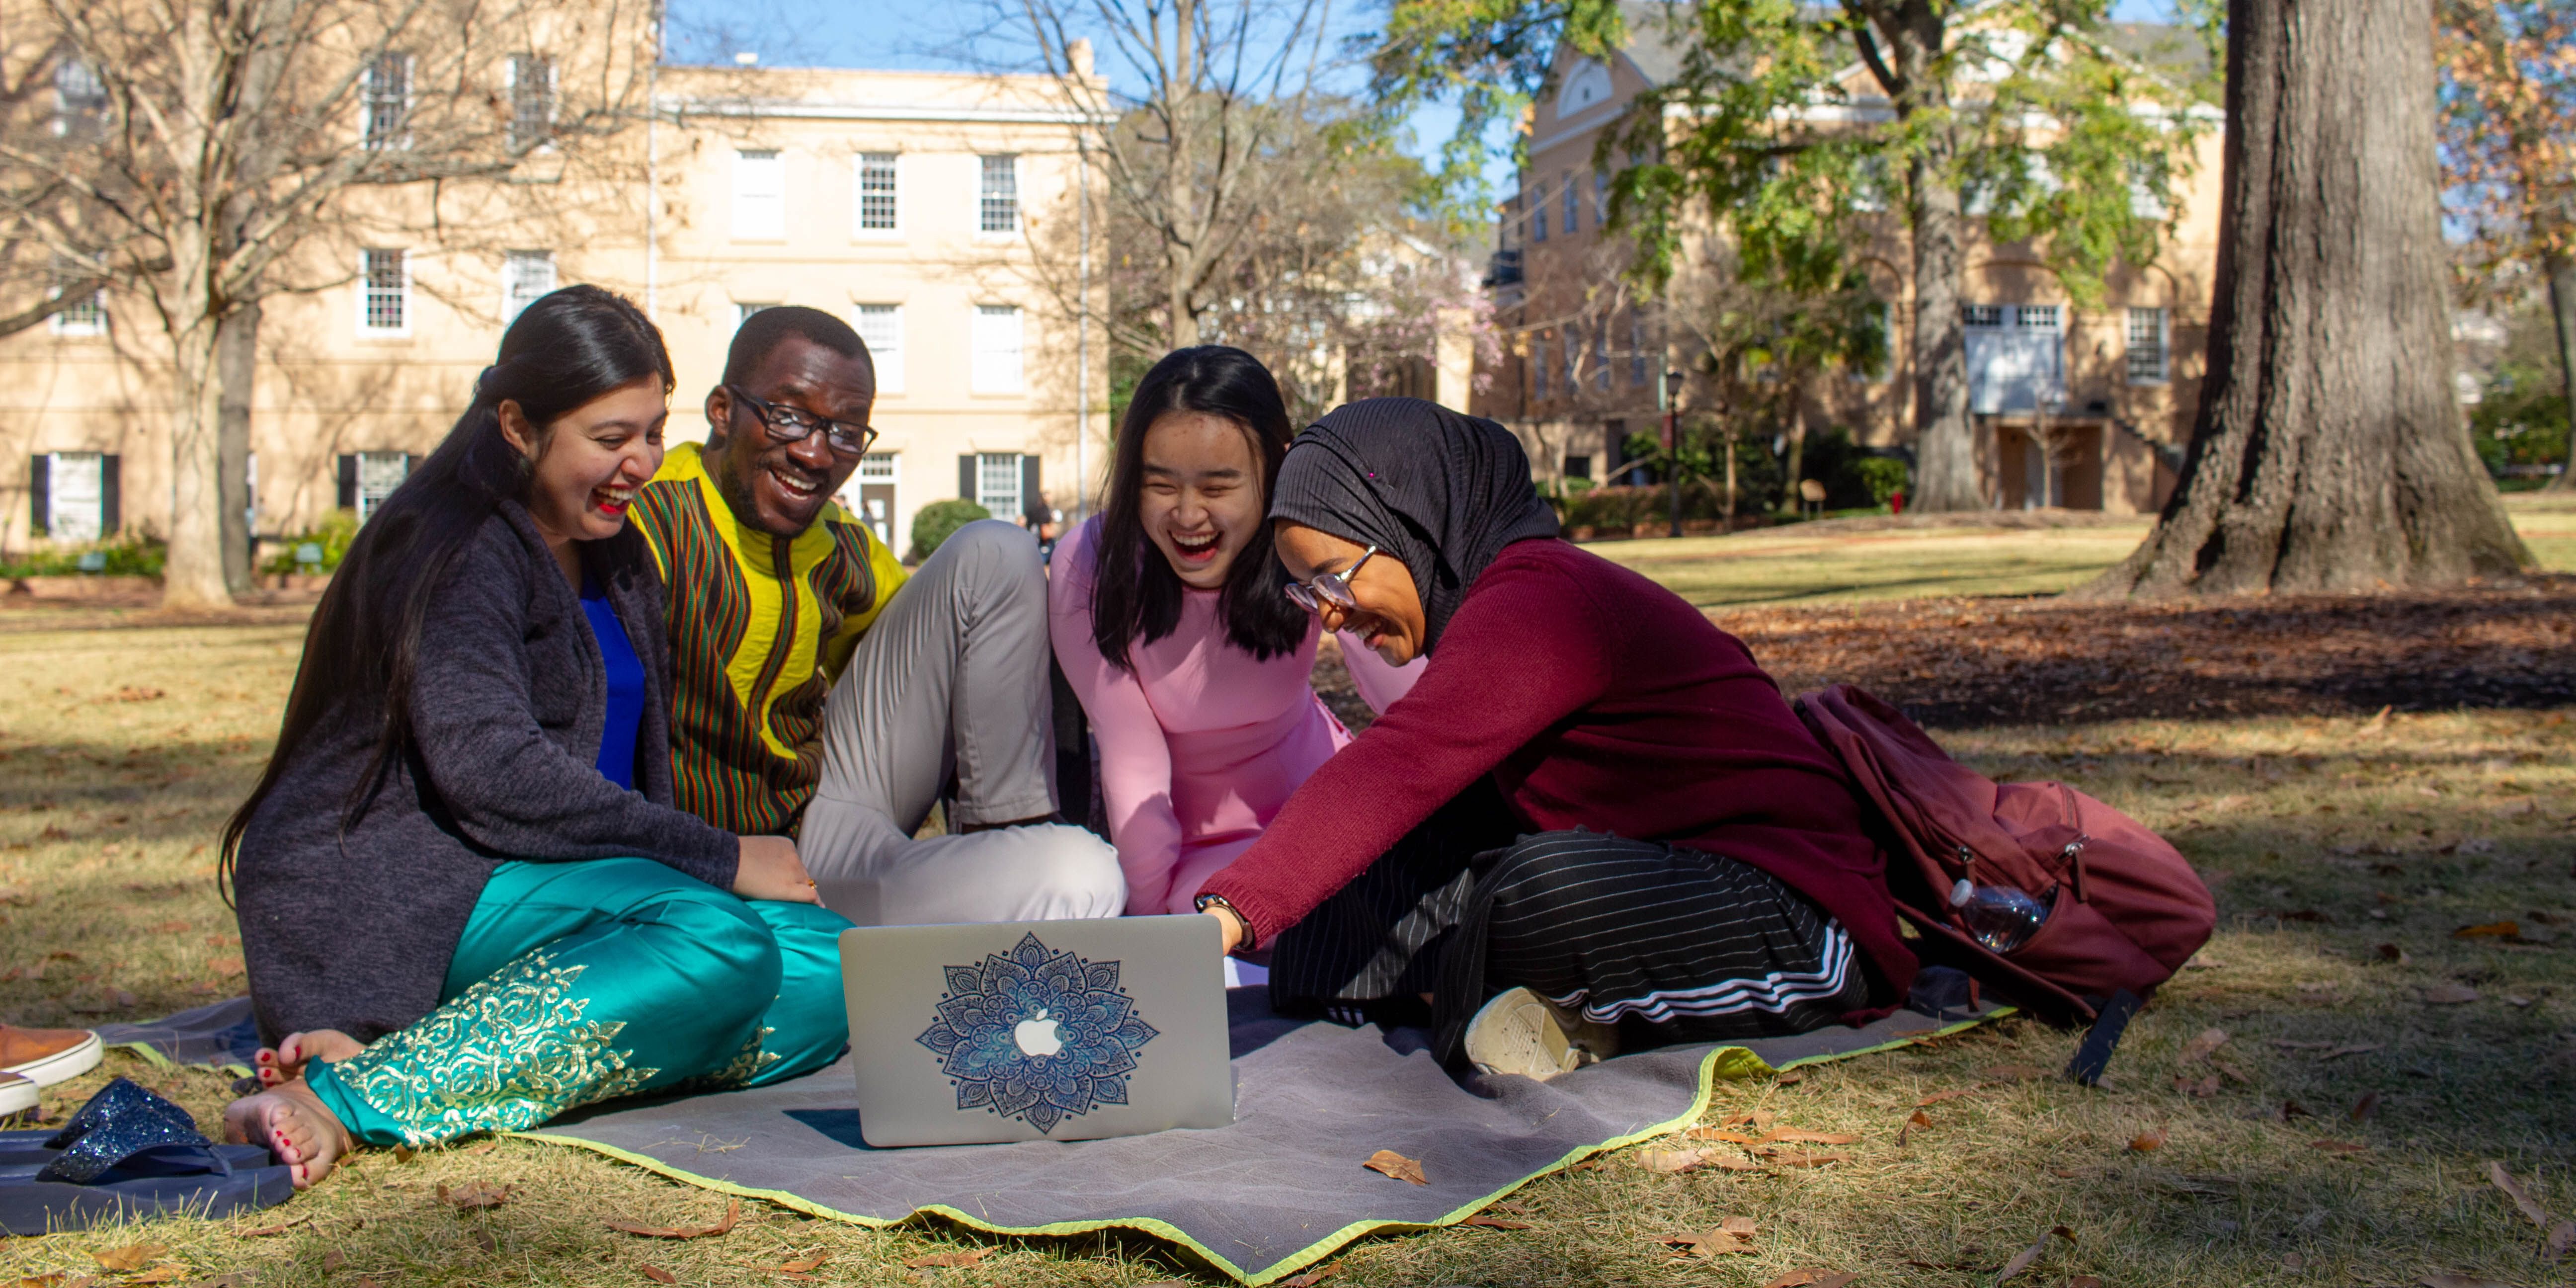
[1049,517,1422,915]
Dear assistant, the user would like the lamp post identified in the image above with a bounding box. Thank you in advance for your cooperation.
[1662,369,1684,538]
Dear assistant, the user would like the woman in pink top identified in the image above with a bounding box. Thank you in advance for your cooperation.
[1049,347,1419,917]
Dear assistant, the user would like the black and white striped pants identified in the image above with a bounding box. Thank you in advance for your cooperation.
[1268,802,1869,1061]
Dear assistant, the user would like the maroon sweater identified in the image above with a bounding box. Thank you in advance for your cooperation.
[1200,538,1917,1009]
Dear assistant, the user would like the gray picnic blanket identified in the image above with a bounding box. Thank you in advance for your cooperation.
[101,989,1997,1285]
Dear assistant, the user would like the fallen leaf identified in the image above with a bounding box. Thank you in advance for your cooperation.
[2421,984,2482,1005]
[2349,1091,2382,1122]
[1764,1272,1858,1288]
[2546,1218,2573,1261]
[322,1250,345,1272]
[90,1245,166,1272]
[1762,1128,1860,1145]
[2454,921,2522,940]
[2489,1159,2555,1230]
[639,1267,676,1285]
[2128,1129,2168,1153]
[2508,995,2535,1008]
[2070,1278,2104,1288]
[2419,1277,2516,1288]
[438,1181,514,1210]
[1917,1087,1980,1106]
[606,1199,741,1239]
[1995,1224,2076,1282]
[902,1249,992,1269]
[1776,1070,1806,1086]
[1655,1216,1759,1258]
[1686,1127,1763,1144]
[391,1147,416,1164]
[1898,1108,1933,1145]
[2174,1073,2221,1098]
[2310,1139,2369,1154]
[2179,1027,2230,1062]
[148,919,189,933]
[210,957,244,976]
[1459,1214,1530,1230]
[734,1254,830,1275]
[1280,1260,1342,1288]
[234,1215,311,1237]
[126,1269,187,1285]
[1634,1146,1716,1173]
[1363,1149,1427,1185]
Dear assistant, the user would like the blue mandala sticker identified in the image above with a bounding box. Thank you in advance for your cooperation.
[915,932,1159,1133]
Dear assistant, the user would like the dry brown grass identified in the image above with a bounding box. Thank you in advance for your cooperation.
[4,582,2573,1284]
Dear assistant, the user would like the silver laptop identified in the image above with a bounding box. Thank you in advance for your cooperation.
[838,916,1235,1147]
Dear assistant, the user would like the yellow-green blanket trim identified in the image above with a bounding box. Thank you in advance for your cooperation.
[518,1009,2005,1286]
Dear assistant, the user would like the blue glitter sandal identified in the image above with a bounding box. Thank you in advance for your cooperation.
[0,1077,293,1234]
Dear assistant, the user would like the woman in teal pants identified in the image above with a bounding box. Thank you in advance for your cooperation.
[222,287,850,1184]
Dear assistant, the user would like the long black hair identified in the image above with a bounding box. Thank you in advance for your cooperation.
[219,284,674,896]
[1089,346,1308,670]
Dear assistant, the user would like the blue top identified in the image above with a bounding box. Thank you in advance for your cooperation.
[580,574,647,791]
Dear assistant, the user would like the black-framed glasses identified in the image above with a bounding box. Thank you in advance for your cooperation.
[1284,546,1378,614]
[725,385,877,456]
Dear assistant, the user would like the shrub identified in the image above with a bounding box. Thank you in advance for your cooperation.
[908,499,992,564]
[1855,456,1911,505]
[0,532,168,579]
[259,508,361,576]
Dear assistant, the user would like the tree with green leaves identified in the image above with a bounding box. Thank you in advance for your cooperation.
[1371,0,2211,511]
[2437,0,2576,488]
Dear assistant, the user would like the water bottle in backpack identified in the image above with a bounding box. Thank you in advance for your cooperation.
[1950,878,2053,953]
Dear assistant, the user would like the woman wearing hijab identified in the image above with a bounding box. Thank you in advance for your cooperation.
[1187,398,1917,1078]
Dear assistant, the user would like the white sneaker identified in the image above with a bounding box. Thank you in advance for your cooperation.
[0,1024,102,1088]
[0,1071,37,1119]
[1465,987,1615,1082]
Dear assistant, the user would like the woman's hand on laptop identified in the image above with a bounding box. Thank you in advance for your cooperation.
[734,835,821,904]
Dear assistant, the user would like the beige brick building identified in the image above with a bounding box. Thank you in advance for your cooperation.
[0,41,1105,561]
[1477,7,2223,513]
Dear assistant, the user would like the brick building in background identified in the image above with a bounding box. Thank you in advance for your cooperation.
[1477,4,2222,513]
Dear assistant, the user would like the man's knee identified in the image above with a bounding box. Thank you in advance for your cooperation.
[931,519,1044,585]
[1001,824,1127,920]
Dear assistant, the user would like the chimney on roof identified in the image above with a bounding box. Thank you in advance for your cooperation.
[1068,38,1094,78]
[733,51,759,67]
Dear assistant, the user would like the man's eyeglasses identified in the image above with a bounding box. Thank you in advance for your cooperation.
[725,385,877,456]
[1284,546,1378,615]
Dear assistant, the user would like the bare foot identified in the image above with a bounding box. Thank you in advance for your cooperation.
[222,1078,354,1189]
[253,1029,363,1088]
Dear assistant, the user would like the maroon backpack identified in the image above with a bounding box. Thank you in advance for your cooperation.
[1796,684,2217,1028]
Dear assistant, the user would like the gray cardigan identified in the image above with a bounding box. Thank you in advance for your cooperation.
[233,502,739,1045]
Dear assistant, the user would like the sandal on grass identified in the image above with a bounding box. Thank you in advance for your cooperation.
[0,1077,292,1234]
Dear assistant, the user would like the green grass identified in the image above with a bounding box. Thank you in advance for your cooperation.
[1590,494,2575,611]
[2,531,2573,1286]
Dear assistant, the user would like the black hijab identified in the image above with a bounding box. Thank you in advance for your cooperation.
[1268,398,1559,654]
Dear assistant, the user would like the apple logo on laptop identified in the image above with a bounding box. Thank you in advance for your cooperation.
[1013,1008,1063,1057]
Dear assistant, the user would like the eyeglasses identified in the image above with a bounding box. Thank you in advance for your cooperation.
[724,385,878,456]
[1284,546,1378,615]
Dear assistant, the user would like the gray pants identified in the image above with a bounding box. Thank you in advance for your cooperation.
[799,520,1125,926]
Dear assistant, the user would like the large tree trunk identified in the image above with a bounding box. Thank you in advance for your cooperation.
[217,302,259,596]
[1877,3,1981,511]
[2084,0,2527,596]
[162,307,232,610]
[2547,254,2576,491]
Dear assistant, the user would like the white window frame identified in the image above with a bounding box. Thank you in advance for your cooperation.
[735,302,778,328]
[971,304,1023,394]
[975,452,1023,516]
[41,451,106,542]
[505,54,557,153]
[356,451,410,522]
[732,148,786,241]
[852,303,904,394]
[853,151,900,237]
[51,59,105,138]
[978,155,1020,236]
[2015,304,2062,331]
[501,249,555,323]
[357,248,410,337]
[48,278,105,337]
[362,52,413,152]
[2126,306,2171,384]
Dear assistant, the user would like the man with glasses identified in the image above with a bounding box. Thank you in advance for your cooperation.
[633,307,1122,926]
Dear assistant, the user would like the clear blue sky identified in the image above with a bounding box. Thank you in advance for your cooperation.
[667,0,2190,187]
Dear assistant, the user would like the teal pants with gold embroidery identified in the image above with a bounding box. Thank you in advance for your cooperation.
[305,857,852,1146]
